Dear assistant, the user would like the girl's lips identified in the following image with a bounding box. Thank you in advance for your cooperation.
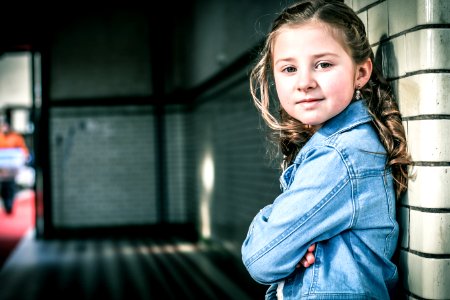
[296,98,323,104]
[298,98,322,103]
[296,98,323,109]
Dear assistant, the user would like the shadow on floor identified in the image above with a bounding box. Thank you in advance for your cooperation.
[0,230,267,300]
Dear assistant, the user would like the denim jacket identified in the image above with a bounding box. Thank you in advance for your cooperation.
[241,100,399,299]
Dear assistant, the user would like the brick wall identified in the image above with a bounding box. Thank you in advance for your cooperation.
[348,0,450,298]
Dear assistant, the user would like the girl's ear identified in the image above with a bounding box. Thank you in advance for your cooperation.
[355,58,373,88]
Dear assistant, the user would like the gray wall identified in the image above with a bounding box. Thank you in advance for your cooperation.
[46,1,288,231]
[186,72,281,248]
[50,106,158,227]
[49,9,153,100]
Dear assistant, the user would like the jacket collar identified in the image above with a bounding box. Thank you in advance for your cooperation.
[281,100,373,189]
[310,100,371,142]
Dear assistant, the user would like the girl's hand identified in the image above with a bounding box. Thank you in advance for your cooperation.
[296,244,316,268]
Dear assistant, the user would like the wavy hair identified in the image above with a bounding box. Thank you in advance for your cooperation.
[250,0,411,199]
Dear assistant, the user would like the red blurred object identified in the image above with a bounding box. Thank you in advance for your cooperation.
[0,189,34,269]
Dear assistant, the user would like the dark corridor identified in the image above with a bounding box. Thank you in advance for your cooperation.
[0,230,267,299]
[0,2,285,300]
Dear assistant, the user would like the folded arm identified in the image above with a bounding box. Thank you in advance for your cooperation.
[241,146,355,284]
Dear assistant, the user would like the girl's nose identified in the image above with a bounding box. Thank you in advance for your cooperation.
[296,70,317,91]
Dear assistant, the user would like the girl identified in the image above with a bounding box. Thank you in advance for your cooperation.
[241,0,411,299]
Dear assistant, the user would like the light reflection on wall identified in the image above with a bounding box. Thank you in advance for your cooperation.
[200,151,215,239]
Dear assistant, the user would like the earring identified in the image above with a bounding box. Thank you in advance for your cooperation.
[355,86,362,100]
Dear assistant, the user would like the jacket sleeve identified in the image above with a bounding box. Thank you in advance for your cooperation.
[241,145,355,284]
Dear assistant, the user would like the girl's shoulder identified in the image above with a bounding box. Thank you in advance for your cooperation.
[299,120,378,155]
[307,101,382,152]
[294,121,386,175]
[333,121,383,153]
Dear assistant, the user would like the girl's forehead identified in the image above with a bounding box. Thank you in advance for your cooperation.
[272,21,351,56]
[276,21,341,42]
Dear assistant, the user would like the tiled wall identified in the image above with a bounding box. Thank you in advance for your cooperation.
[189,72,281,251]
[347,0,450,298]
[49,106,159,228]
[164,106,196,224]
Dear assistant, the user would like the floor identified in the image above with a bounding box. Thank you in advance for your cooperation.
[0,229,267,300]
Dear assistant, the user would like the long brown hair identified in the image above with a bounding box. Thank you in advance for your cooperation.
[250,0,411,199]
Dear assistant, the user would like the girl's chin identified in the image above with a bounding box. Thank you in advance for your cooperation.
[298,118,324,127]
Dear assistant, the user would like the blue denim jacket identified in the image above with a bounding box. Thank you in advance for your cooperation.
[241,100,399,299]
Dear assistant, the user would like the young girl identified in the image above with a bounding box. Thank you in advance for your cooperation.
[241,0,411,299]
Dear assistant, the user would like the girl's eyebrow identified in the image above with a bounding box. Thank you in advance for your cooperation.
[312,52,339,59]
[274,52,339,65]
[274,57,296,65]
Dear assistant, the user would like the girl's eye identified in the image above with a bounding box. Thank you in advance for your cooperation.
[282,66,297,73]
[316,62,332,69]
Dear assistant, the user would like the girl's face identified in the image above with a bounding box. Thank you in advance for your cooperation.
[273,22,364,128]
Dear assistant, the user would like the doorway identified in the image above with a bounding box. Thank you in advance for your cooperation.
[0,51,39,268]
